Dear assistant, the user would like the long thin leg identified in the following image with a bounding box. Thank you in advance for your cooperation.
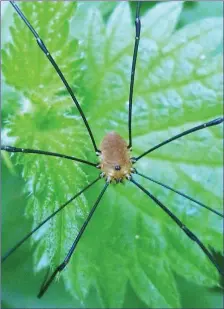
[130,178,224,276]
[1,176,101,263]
[128,1,141,149]
[1,145,97,168]
[10,1,99,153]
[37,181,109,298]
[135,170,224,218]
[134,117,224,161]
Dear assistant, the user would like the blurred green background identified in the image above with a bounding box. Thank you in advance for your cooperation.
[1,1,223,308]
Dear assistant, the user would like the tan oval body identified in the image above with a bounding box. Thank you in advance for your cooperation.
[100,132,132,181]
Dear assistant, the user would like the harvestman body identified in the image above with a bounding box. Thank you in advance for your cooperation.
[2,0,224,299]
[99,132,133,182]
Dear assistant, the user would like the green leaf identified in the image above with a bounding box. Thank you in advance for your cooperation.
[2,2,78,110]
[141,1,183,41]
[1,164,80,309]
[70,1,117,40]
[175,273,223,309]
[179,1,223,28]
[2,1,223,308]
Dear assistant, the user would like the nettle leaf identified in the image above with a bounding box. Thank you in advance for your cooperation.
[2,2,223,308]
[2,1,79,110]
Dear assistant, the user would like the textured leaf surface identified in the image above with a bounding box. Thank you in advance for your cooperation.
[2,2,223,308]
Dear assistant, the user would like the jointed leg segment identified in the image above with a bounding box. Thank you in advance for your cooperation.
[128,1,141,149]
[37,181,109,298]
[134,170,224,218]
[1,177,101,263]
[131,178,224,276]
[1,145,98,168]
[10,0,99,153]
[134,117,224,161]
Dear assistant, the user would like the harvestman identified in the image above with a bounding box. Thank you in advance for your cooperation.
[1,1,224,298]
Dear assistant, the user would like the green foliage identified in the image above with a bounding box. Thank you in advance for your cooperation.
[2,1,223,308]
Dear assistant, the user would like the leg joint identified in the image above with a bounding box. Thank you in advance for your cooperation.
[182,225,197,241]
[36,38,49,55]
[58,261,68,272]
[135,18,141,37]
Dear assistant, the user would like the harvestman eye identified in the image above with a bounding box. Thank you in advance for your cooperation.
[1,0,224,299]
[115,165,121,171]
